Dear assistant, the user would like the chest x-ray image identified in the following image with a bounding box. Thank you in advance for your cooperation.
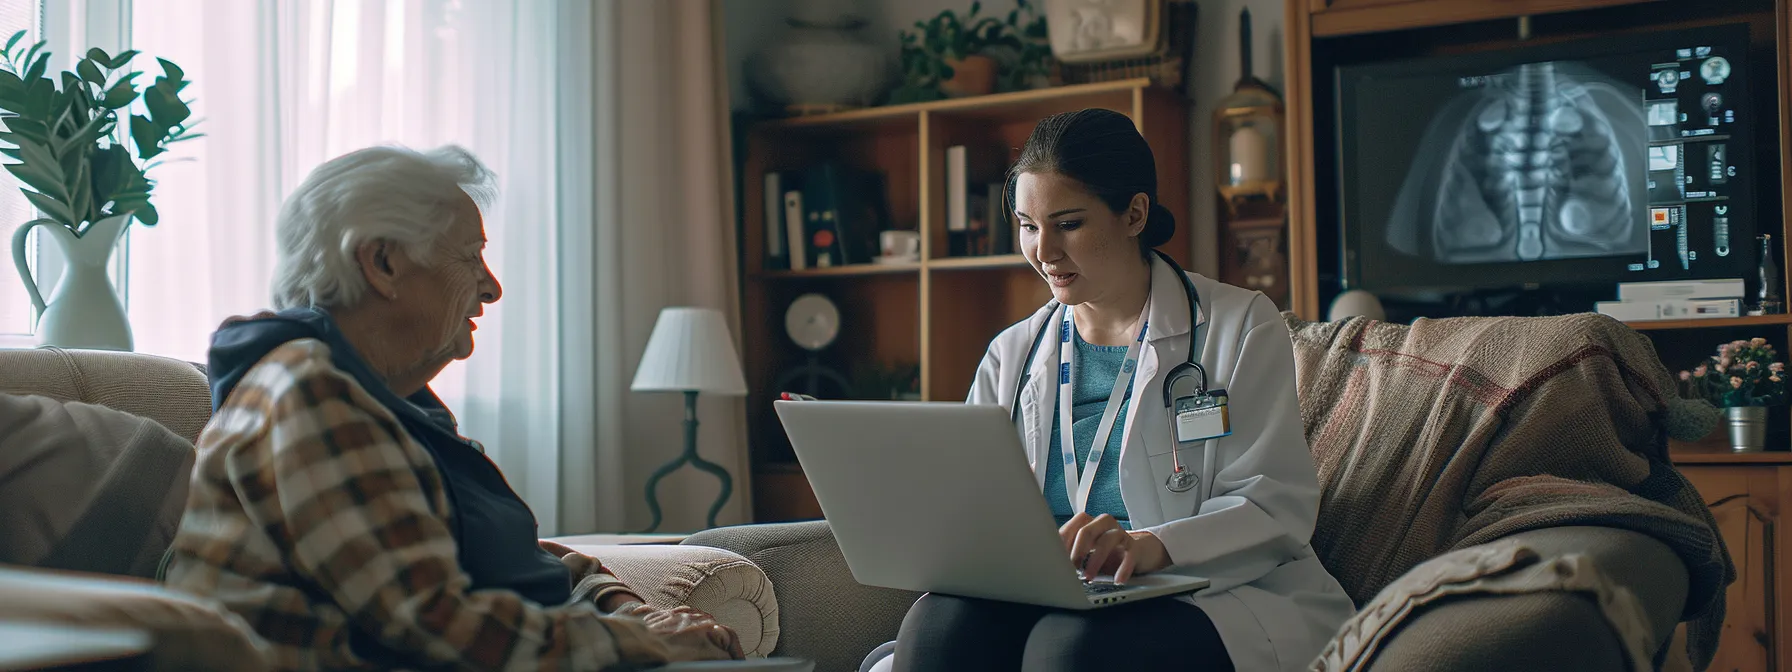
[1381,61,1648,265]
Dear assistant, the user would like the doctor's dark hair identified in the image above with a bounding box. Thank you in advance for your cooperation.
[1008,108,1175,253]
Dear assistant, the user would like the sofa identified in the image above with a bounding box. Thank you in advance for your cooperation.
[0,311,1734,672]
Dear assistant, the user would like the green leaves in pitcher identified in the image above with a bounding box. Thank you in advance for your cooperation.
[0,31,199,236]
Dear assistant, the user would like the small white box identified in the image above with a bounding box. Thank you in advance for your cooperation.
[1616,278,1746,302]
[1595,298,1742,321]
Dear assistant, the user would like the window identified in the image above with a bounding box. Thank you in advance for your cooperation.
[0,0,38,341]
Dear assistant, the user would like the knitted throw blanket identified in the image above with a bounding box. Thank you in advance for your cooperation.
[1284,313,1733,670]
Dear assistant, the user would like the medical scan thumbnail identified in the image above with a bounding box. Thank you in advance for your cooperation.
[1382,61,1649,265]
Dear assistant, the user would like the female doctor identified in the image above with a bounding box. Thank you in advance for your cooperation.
[886,109,1355,672]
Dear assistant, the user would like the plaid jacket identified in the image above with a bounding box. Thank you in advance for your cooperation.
[167,339,668,671]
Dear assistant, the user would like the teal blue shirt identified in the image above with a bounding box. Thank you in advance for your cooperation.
[1043,327,1133,530]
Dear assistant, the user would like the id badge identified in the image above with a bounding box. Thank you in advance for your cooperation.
[1173,389,1231,443]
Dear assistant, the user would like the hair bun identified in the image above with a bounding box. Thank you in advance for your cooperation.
[1140,202,1175,249]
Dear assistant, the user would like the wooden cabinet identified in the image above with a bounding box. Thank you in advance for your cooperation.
[1676,458,1792,672]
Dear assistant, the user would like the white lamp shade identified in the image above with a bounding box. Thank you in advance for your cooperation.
[631,307,749,395]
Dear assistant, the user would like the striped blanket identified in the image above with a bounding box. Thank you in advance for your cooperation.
[1284,313,1732,670]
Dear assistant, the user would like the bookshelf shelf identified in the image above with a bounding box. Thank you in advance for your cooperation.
[757,262,921,279]
[737,81,1190,522]
[927,254,1031,270]
[1624,314,1792,331]
[759,78,1153,131]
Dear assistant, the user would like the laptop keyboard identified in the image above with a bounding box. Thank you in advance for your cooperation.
[1083,581,1132,595]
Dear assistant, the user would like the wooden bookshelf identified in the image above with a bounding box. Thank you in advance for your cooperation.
[737,80,1190,523]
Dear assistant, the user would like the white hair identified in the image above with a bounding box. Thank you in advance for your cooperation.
[271,144,497,310]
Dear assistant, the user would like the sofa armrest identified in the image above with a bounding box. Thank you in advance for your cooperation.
[557,544,779,659]
[1365,526,1690,672]
[684,521,919,672]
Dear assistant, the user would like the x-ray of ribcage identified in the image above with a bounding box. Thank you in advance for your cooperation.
[1383,62,1649,264]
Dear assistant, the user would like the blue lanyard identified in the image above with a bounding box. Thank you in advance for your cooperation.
[1056,296,1149,514]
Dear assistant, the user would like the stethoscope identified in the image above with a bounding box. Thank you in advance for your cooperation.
[1008,249,1216,503]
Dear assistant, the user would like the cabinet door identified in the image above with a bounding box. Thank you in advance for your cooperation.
[1679,466,1777,672]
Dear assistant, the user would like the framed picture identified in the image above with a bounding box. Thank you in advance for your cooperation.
[1044,0,1164,64]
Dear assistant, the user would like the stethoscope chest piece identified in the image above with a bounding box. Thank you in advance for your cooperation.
[1165,467,1198,493]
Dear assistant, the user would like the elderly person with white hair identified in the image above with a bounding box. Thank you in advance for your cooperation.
[165,145,743,670]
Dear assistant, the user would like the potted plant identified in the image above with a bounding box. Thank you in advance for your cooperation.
[3,32,198,351]
[992,0,1054,92]
[1680,337,1789,451]
[891,2,1017,102]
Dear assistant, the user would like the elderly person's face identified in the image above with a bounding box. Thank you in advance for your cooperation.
[359,192,502,372]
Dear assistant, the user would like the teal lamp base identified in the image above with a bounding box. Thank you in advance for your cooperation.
[642,390,733,532]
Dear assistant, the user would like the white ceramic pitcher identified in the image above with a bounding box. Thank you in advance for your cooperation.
[10,213,133,351]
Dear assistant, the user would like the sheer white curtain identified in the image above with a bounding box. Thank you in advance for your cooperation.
[592,0,749,533]
[123,0,598,534]
[110,0,748,535]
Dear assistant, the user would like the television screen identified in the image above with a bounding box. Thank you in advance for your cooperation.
[1336,23,1756,295]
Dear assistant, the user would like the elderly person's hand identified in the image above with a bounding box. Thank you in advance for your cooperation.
[540,542,742,660]
[616,603,745,661]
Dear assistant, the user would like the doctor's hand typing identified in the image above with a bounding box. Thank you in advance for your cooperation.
[1060,512,1169,584]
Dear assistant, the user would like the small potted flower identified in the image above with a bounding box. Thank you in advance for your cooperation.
[1680,337,1789,451]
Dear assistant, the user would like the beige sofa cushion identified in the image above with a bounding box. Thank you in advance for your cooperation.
[0,346,212,444]
[0,564,269,671]
[0,393,194,578]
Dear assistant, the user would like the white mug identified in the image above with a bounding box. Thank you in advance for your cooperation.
[880,230,921,260]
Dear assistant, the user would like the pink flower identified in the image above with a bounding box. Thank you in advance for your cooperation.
[1695,365,1709,377]
[1733,377,1745,389]
[1773,374,1783,384]
[1752,337,1768,347]
[1716,364,1727,374]
[1749,361,1761,370]
[1680,371,1692,381]
[1772,362,1784,373]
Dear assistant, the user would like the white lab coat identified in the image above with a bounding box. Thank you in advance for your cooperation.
[968,257,1355,672]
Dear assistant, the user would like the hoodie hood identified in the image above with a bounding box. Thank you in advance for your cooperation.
[208,308,339,413]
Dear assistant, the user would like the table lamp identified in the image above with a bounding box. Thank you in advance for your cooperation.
[631,307,748,532]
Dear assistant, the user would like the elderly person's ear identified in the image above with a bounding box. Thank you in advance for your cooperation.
[356,239,405,301]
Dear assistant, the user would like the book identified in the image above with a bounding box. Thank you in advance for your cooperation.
[763,171,787,270]
[946,145,1009,256]
[783,188,806,270]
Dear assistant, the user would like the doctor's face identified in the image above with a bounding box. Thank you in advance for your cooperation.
[1014,171,1147,307]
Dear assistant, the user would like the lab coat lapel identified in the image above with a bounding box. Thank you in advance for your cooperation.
[1021,310,1059,488]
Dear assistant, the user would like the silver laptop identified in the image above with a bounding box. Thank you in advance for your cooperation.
[773,400,1209,609]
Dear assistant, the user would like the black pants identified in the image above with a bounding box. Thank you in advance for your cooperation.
[891,593,1235,672]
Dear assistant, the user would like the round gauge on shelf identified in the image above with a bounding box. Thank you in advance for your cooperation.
[785,293,841,352]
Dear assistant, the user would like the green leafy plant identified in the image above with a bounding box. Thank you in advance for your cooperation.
[1680,338,1790,407]
[994,0,1053,92]
[890,1,1028,104]
[0,30,199,236]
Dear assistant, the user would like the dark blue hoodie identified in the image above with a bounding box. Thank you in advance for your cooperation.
[208,308,573,608]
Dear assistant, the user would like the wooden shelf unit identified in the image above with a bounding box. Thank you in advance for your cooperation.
[1282,2,1792,669]
[737,80,1190,523]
